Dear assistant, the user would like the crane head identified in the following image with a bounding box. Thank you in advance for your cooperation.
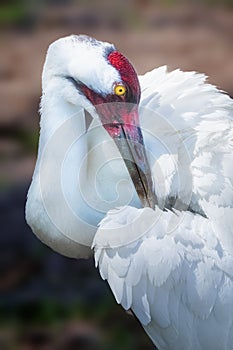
[43,34,156,209]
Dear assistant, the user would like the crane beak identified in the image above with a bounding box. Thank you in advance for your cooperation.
[116,125,156,209]
[103,120,156,209]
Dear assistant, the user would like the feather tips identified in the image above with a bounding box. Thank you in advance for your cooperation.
[93,206,233,349]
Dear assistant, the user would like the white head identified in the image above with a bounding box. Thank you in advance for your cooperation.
[42,35,122,97]
[41,34,155,208]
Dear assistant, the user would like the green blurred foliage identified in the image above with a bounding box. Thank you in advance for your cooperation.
[0,297,155,349]
[0,1,28,26]
[0,0,232,27]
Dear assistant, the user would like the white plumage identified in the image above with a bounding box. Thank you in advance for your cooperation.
[139,66,233,255]
[94,205,233,349]
[26,35,233,349]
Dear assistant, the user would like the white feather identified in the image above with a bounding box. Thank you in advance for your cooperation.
[94,206,233,349]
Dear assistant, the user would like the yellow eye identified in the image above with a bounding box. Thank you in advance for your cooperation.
[114,84,127,96]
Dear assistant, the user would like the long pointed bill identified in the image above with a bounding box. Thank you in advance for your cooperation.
[104,120,157,209]
[117,124,156,209]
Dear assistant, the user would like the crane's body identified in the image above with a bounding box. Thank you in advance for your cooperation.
[26,34,233,349]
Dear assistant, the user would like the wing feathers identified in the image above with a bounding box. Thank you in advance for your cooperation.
[94,206,233,349]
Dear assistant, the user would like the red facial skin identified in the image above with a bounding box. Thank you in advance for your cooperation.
[79,50,141,141]
[108,51,141,105]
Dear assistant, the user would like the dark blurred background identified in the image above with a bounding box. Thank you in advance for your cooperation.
[0,0,232,349]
